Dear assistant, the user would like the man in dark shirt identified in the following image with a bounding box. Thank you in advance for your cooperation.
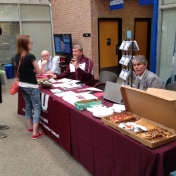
[51,44,96,86]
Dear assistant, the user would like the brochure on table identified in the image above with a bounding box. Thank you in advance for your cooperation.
[48,78,103,105]
[51,78,81,89]
[47,78,126,113]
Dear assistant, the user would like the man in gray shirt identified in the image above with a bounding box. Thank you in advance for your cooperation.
[132,55,162,91]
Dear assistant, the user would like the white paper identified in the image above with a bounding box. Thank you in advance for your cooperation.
[109,104,125,112]
[52,83,66,88]
[55,91,77,97]
[63,96,84,105]
[49,78,57,83]
[61,92,97,105]
[56,78,72,83]
[59,83,81,89]
[50,89,62,94]
[81,87,103,92]
[56,78,80,83]
[77,92,98,100]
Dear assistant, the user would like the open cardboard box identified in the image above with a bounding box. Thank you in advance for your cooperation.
[101,86,176,148]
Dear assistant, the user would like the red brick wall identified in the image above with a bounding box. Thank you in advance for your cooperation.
[51,0,152,78]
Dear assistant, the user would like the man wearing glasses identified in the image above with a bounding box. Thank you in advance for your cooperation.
[38,50,59,74]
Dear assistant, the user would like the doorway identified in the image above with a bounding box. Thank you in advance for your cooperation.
[98,18,122,75]
[134,18,151,67]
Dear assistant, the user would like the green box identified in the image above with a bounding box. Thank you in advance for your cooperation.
[74,99,102,110]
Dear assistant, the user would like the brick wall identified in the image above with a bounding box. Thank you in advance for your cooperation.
[51,0,152,78]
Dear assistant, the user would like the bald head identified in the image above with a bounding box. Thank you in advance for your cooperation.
[41,50,50,60]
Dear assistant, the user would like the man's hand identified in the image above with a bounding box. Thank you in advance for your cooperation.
[42,60,48,65]
[50,74,57,79]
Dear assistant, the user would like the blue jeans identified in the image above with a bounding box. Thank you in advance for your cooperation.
[20,87,41,123]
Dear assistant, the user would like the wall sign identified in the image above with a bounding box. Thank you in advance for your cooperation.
[83,33,91,37]
[110,0,124,10]
[139,0,153,5]
[127,31,131,39]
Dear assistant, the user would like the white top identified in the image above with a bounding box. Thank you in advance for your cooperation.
[38,56,60,73]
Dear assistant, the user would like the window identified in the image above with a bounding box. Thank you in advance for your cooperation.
[162,0,176,5]
[0,3,53,64]
[158,3,176,84]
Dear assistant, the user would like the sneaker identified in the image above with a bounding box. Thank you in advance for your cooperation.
[0,125,9,130]
[0,133,7,139]
[32,131,44,140]
[28,129,33,133]
[28,126,41,133]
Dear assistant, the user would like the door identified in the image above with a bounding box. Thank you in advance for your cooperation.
[98,19,122,75]
[134,18,151,66]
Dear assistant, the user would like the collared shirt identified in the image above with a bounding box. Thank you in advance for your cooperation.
[135,69,162,90]
[138,69,147,81]
[38,56,59,73]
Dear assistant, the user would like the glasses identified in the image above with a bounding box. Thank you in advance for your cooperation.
[41,54,49,57]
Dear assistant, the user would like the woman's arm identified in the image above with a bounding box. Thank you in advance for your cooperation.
[32,60,45,74]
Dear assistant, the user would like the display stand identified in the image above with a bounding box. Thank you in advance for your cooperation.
[119,40,139,87]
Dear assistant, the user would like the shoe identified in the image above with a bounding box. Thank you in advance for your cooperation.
[0,125,9,130]
[28,129,33,133]
[28,126,41,133]
[0,133,7,139]
[32,131,44,140]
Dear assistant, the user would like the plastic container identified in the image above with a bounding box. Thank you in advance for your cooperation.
[74,99,102,110]
[4,64,14,79]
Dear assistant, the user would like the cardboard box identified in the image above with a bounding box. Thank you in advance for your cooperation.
[101,86,176,148]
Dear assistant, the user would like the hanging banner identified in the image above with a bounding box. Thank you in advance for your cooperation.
[139,0,153,5]
[110,0,124,10]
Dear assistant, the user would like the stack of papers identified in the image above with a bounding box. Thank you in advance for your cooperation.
[50,89,63,94]
[56,78,80,84]
[49,78,100,105]
[78,87,103,92]
[52,78,82,90]
[61,92,98,105]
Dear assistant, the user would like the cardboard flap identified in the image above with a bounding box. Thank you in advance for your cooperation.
[121,86,176,130]
[147,88,176,100]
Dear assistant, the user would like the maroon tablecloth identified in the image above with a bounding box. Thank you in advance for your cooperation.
[69,106,176,176]
[18,88,176,176]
